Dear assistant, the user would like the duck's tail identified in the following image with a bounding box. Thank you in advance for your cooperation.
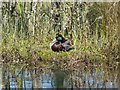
[66,47,74,51]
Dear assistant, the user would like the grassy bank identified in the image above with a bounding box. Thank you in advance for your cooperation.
[1,32,119,70]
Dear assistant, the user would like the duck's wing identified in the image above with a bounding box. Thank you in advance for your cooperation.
[62,40,71,46]
[62,40,71,50]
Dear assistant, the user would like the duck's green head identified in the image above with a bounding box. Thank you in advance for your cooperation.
[56,34,64,43]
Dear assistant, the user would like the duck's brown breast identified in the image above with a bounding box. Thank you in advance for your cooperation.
[51,42,64,52]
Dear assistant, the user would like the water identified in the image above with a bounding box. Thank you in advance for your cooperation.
[1,62,119,89]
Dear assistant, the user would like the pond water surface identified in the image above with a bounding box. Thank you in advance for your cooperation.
[1,61,120,89]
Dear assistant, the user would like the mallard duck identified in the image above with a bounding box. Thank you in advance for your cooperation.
[50,34,71,52]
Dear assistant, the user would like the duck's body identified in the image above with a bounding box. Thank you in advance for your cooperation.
[50,34,71,52]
